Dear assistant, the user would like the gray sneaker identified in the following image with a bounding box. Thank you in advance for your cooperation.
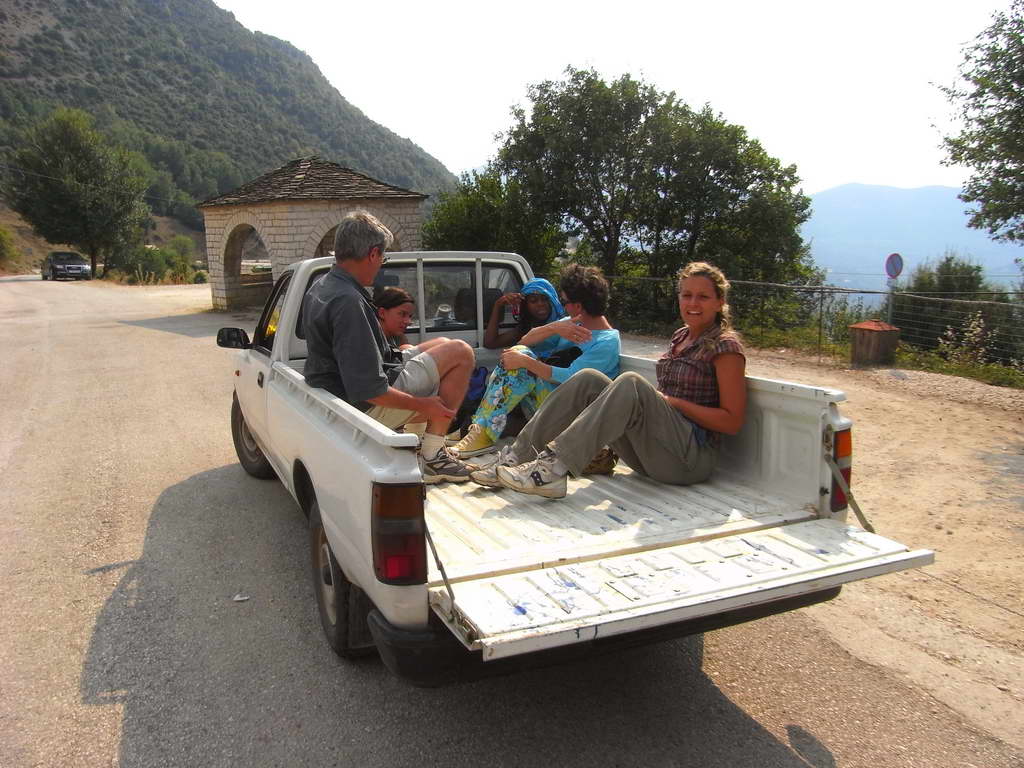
[421,446,473,484]
[469,445,518,488]
[496,450,568,499]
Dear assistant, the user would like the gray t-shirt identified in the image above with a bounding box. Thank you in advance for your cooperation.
[301,266,398,409]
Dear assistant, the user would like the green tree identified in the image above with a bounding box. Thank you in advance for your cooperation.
[943,1,1024,243]
[165,235,197,282]
[637,104,812,282]
[1,107,149,276]
[499,67,810,280]
[423,165,566,276]
[500,68,665,275]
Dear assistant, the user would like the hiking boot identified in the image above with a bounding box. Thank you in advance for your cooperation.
[582,447,618,475]
[452,423,496,458]
[420,446,473,484]
[497,450,568,499]
[469,445,519,488]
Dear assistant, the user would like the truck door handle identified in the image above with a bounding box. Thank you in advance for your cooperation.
[257,372,264,388]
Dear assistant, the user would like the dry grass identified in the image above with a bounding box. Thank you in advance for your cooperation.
[0,202,73,274]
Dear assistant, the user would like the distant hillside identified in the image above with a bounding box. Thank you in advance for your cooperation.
[0,0,455,219]
[805,184,1022,290]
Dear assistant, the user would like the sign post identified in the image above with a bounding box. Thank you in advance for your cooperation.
[884,253,903,325]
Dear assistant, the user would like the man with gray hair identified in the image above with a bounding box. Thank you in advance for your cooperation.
[302,211,476,482]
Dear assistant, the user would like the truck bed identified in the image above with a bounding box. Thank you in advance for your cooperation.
[426,464,814,583]
[425,467,932,660]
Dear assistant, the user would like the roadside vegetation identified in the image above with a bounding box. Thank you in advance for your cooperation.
[103,235,207,285]
[0,225,16,271]
[1,109,207,283]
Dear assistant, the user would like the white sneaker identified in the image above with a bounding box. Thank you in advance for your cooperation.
[469,445,519,488]
[496,450,568,499]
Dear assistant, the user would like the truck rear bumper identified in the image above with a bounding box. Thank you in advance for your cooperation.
[367,586,842,687]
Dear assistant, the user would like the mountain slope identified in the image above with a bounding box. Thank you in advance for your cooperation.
[0,0,455,198]
[805,184,1022,289]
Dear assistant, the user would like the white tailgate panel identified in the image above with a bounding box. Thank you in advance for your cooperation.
[429,519,933,660]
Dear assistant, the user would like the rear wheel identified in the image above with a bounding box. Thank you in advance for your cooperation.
[230,395,275,479]
[309,502,377,658]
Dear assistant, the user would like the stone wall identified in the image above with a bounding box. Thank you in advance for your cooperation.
[203,198,422,309]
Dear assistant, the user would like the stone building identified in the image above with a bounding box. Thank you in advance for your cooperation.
[198,156,427,309]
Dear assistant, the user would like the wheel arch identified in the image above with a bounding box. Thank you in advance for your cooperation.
[293,459,316,519]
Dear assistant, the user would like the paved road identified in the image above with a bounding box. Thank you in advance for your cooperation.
[1,279,1019,767]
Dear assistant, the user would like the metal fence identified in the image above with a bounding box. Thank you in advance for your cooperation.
[603,274,1024,367]
[889,291,1024,365]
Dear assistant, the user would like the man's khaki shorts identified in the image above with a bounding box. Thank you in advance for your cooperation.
[365,348,441,430]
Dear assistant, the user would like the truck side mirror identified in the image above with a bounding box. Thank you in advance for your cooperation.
[217,327,251,349]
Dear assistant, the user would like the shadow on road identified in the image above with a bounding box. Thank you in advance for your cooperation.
[80,466,830,767]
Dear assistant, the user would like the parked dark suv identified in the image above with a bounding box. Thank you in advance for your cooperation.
[42,251,91,281]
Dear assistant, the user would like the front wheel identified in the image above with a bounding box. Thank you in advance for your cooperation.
[230,395,275,479]
[309,502,377,658]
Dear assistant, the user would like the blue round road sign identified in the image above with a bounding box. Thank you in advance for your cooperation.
[885,252,903,279]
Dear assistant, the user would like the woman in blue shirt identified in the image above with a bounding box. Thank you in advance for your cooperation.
[454,264,621,457]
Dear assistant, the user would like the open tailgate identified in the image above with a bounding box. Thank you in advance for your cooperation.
[429,518,933,660]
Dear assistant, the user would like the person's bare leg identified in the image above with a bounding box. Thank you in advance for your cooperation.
[413,337,450,353]
[423,339,474,435]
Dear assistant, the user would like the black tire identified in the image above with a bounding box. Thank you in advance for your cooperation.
[309,502,377,658]
[41,273,48,281]
[230,395,275,479]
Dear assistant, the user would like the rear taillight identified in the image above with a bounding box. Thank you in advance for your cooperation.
[830,428,852,512]
[371,482,427,585]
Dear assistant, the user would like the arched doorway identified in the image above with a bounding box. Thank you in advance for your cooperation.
[222,224,273,308]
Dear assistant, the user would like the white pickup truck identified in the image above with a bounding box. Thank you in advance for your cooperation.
[217,252,933,685]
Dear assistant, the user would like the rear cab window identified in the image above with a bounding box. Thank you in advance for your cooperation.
[373,261,523,341]
[290,257,526,356]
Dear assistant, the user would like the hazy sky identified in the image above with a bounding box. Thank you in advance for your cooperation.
[213,0,1002,195]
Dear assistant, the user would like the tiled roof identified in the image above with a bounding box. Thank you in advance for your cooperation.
[849,319,899,331]
[197,156,427,208]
